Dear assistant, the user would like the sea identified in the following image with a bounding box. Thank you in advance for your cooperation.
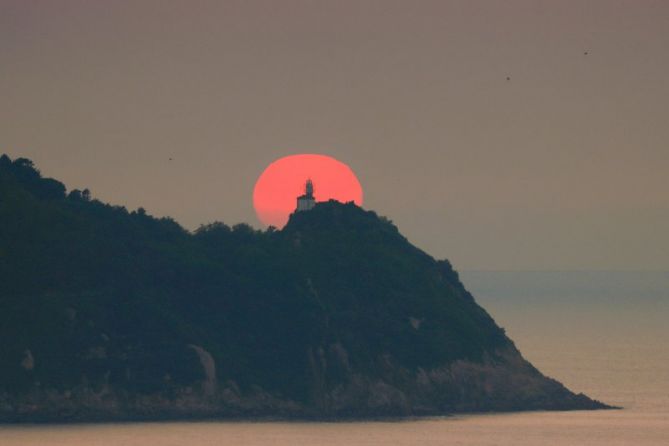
[1,271,667,445]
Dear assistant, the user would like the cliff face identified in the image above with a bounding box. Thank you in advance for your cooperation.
[0,155,609,422]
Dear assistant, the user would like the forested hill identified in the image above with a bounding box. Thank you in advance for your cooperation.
[0,154,608,422]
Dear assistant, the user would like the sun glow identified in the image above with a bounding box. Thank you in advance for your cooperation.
[253,154,363,228]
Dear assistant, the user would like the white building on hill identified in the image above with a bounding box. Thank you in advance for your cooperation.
[296,179,316,211]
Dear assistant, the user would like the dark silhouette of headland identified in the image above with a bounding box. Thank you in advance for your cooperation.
[0,155,612,422]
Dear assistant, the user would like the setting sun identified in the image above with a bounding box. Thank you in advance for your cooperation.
[253,154,363,228]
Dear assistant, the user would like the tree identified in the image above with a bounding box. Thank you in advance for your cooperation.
[0,154,11,167]
[68,189,83,201]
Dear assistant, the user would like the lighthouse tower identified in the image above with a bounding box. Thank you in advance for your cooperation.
[296,179,316,212]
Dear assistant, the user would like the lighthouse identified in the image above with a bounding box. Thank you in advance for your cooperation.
[296,179,316,212]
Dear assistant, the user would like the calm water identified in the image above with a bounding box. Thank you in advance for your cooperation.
[2,271,668,445]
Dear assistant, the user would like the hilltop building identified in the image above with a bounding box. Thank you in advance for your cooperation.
[296,179,316,211]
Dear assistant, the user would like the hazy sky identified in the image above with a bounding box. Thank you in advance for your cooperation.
[1,1,667,271]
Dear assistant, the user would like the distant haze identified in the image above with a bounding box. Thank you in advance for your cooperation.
[1,1,667,270]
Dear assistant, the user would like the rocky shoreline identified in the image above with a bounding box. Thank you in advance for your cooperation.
[0,345,613,424]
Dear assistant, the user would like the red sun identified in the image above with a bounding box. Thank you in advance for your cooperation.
[253,154,363,228]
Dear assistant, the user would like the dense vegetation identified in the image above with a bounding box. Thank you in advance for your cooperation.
[0,155,604,421]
